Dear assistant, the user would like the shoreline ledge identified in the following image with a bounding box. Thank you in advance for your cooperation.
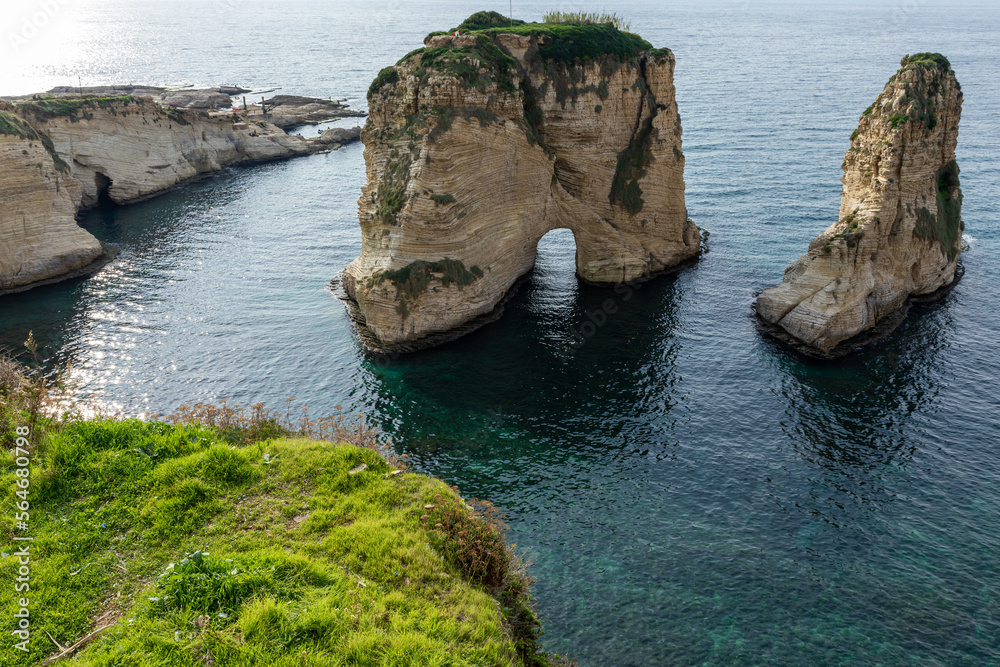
[0,243,120,298]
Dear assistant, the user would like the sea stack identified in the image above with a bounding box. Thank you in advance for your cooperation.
[756,53,963,357]
[342,12,699,353]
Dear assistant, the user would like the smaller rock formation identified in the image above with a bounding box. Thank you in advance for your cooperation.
[314,126,363,148]
[756,54,964,357]
[259,95,366,129]
[0,104,105,294]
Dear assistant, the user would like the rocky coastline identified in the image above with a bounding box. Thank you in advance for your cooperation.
[0,86,363,295]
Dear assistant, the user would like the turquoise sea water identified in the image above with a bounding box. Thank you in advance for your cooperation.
[2,1,1000,664]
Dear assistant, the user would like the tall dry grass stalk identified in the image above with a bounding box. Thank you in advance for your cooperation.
[1,332,401,467]
[0,332,90,449]
[542,10,631,32]
[161,397,405,468]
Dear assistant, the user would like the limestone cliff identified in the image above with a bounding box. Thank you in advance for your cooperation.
[342,15,699,352]
[756,54,963,357]
[0,105,103,293]
[15,96,316,208]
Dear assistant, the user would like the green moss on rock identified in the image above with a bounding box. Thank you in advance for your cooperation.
[375,146,414,225]
[913,160,962,261]
[610,88,659,215]
[0,108,38,139]
[0,106,70,173]
[430,192,456,205]
[16,95,134,119]
[371,258,484,302]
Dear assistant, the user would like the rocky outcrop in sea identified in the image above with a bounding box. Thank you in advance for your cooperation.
[755,53,964,357]
[342,13,700,353]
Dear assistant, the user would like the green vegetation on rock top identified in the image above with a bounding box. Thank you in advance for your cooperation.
[452,10,525,32]
[404,35,519,94]
[877,52,956,133]
[368,66,400,99]
[474,22,653,63]
[16,95,134,118]
[900,52,951,71]
[426,12,654,64]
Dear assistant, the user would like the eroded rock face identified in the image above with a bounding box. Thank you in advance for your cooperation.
[0,106,102,292]
[343,28,699,352]
[2,94,350,295]
[756,54,963,357]
[16,97,316,208]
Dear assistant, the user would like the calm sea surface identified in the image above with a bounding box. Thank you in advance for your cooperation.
[2,1,999,664]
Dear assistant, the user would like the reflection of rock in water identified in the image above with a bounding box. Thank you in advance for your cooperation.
[358,268,684,470]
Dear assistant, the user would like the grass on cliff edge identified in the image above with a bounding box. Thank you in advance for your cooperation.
[0,360,562,666]
[14,96,134,119]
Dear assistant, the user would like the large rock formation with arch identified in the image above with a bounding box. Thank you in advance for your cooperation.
[756,54,964,357]
[341,15,700,352]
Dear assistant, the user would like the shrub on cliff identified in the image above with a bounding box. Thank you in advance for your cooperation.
[475,21,652,63]
[368,66,400,100]
[541,10,631,32]
[453,10,525,32]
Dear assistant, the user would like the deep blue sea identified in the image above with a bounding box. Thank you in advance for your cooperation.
[2,1,999,664]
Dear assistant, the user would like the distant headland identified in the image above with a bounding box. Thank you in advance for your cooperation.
[0,84,364,296]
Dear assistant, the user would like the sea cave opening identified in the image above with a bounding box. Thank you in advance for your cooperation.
[95,171,114,206]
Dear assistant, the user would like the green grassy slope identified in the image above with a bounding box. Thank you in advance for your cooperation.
[0,419,554,666]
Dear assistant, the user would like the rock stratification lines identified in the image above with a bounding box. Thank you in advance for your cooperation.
[756,54,964,357]
[342,19,699,352]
